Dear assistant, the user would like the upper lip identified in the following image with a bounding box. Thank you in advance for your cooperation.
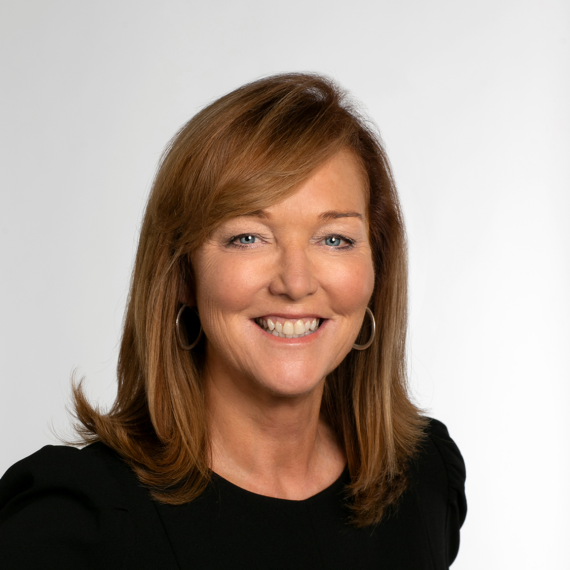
[254,313,325,320]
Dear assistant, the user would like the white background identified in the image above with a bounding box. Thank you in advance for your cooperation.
[1,1,568,568]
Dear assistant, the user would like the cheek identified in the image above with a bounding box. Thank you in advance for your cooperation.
[321,254,375,314]
[195,254,266,316]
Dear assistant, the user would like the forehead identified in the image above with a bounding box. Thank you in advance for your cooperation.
[261,150,368,220]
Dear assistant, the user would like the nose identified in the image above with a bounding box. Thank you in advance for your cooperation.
[269,242,318,301]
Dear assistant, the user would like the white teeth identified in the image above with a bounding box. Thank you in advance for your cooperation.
[294,320,305,334]
[257,317,321,338]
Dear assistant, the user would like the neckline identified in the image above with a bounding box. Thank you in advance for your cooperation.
[210,464,350,505]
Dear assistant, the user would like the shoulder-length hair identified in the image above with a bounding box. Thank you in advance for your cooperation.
[72,72,427,527]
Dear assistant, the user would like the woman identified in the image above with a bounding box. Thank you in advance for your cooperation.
[0,73,466,569]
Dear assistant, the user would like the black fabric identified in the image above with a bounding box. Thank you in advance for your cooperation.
[0,418,466,569]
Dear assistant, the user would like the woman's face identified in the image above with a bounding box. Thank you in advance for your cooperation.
[191,149,375,399]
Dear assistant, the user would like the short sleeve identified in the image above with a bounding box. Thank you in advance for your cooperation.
[0,445,133,570]
[428,418,467,566]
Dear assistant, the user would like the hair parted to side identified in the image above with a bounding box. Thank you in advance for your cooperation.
[71,72,427,527]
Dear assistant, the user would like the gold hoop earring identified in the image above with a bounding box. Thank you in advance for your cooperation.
[352,307,376,351]
[176,305,203,350]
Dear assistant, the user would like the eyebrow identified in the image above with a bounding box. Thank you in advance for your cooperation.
[318,210,364,222]
[241,210,364,221]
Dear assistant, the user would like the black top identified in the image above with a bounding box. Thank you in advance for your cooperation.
[0,418,466,569]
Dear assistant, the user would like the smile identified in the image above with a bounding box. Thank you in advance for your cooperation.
[254,316,322,338]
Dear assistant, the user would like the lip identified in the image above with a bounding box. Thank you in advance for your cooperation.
[254,313,325,320]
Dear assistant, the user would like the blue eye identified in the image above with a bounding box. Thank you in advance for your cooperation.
[227,234,262,249]
[324,236,343,247]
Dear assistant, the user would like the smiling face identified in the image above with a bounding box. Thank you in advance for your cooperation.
[191,149,375,400]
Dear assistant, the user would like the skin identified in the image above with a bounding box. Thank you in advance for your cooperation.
[190,149,375,500]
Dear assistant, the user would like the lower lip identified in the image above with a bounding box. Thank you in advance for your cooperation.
[252,319,327,344]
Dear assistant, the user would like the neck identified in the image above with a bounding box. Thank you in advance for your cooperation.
[204,364,345,500]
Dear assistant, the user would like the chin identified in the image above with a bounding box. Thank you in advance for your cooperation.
[253,370,325,399]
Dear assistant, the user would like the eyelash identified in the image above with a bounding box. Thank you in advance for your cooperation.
[227,233,355,250]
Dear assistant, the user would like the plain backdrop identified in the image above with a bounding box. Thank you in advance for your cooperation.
[1,1,568,568]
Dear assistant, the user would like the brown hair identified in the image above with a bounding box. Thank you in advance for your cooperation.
[71,72,427,526]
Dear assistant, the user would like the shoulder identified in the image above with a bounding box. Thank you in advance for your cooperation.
[2,442,126,491]
[422,417,467,495]
[412,417,467,566]
[0,443,133,569]
[0,443,131,515]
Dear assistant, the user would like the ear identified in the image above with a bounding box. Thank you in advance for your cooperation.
[179,285,195,306]
[178,257,196,306]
